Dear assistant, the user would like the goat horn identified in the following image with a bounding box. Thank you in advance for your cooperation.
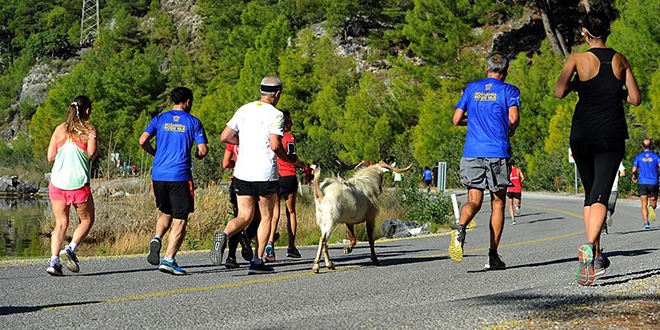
[378,161,413,173]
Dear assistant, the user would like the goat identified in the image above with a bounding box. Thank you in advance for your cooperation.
[311,161,412,273]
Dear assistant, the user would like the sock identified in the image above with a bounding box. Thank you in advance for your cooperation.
[164,256,174,262]
[51,255,59,262]
[252,257,263,265]
[154,236,161,241]
[489,249,498,257]
[267,241,274,245]
[68,242,78,252]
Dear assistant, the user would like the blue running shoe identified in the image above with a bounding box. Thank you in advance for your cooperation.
[264,243,276,263]
[59,246,80,273]
[644,222,651,229]
[148,237,161,265]
[247,261,274,275]
[159,258,187,275]
[46,259,63,276]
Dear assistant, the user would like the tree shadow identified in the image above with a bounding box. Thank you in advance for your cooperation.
[614,227,660,235]
[0,301,98,316]
[597,267,660,286]
[526,216,565,224]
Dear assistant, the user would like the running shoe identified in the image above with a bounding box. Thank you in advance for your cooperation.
[247,261,274,275]
[510,218,516,225]
[159,258,186,275]
[602,223,609,235]
[594,255,610,277]
[448,224,466,263]
[264,243,276,263]
[46,259,63,276]
[514,205,521,217]
[210,231,227,265]
[484,254,506,270]
[147,237,161,265]
[644,222,651,230]
[237,233,253,261]
[605,210,613,227]
[225,257,239,269]
[286,247,302,258]
[59,246,80,273]
[649,205,657,221]
[576,242,595,286]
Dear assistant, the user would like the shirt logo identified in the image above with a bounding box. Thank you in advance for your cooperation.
[173,116,180,122]
[485,83,492,90]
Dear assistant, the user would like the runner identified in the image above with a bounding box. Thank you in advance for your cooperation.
[422,166,433,192]
[555,10,641,285]
[602,162,625,234]
[222,143,259,269]
[631,139,660,229]
[449,53,520,271]
[46,96,98,276]
[140,87,209,275]
[209,76,296,275]
[506,160,525,225]
[265,110,302,262]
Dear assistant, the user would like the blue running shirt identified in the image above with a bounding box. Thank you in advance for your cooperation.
[456,78,521,158]
[633,151,660,185]
[144,110,208,181]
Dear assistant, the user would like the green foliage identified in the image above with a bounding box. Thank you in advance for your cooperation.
[395,177,454,226]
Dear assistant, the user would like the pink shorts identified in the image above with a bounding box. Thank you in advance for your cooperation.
[49,183,92,205]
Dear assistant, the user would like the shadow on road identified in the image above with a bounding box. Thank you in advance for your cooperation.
[598,267,660,286]
[0,301,98,316]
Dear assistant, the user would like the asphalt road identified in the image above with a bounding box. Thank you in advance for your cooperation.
[1,192,659,329]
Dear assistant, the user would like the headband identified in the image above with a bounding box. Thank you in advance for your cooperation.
[260,84,282,93]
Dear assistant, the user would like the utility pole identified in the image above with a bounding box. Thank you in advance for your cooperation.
[80,0,100,46]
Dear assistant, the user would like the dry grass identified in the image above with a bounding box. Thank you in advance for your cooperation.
[41,182,409,256]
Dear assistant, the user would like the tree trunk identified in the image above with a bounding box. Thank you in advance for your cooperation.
[538,5,565,57]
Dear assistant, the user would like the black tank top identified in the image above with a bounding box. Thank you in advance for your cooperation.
[570,48,628,141]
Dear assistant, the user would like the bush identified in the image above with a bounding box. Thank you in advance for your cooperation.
[395,177,454,228]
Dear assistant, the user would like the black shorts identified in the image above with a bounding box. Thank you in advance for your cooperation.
[232,178,278,197]
[506,192,522,199]
[278,175,299,195]
[152,180,194,220]
[638,184,659,198]
[229,178,238,207]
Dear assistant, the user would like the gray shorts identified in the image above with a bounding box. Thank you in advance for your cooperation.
[460,158,511,192]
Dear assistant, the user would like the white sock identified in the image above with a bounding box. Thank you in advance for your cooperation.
[51,255,59,262]
[68,242,78,252]
[252,257,263,265]
[164,256,174,262]
[154,236,161,241]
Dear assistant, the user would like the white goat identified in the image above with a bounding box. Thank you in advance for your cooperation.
[312,161,411,273]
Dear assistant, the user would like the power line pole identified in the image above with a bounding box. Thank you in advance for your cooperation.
[80,0,100,46]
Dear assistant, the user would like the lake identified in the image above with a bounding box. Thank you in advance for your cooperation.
[0,198,50,258]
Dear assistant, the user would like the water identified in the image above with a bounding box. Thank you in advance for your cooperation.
[0,198,50,258]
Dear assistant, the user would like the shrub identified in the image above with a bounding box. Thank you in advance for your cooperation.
[395,176,454,228]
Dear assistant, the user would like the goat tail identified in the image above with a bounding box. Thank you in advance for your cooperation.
[313,166,323,202]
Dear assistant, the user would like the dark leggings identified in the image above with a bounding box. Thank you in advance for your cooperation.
[570,139,625,207]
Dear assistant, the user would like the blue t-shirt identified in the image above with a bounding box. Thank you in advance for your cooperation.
[144,110,208,181]
[423,169,433,181]
[456,78,521,158]
[633,150,660,185]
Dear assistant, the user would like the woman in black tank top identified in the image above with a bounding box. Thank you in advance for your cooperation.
[554,11,641,286]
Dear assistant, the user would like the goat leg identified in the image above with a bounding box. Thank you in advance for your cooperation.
[312,234,325,273]
[344,224,356,254]
[323,241,335,270]
[366,218,380,266]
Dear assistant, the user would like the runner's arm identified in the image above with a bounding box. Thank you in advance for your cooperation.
[453,108,467,126]
[138,132,156,157]
[555,55,577,99]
